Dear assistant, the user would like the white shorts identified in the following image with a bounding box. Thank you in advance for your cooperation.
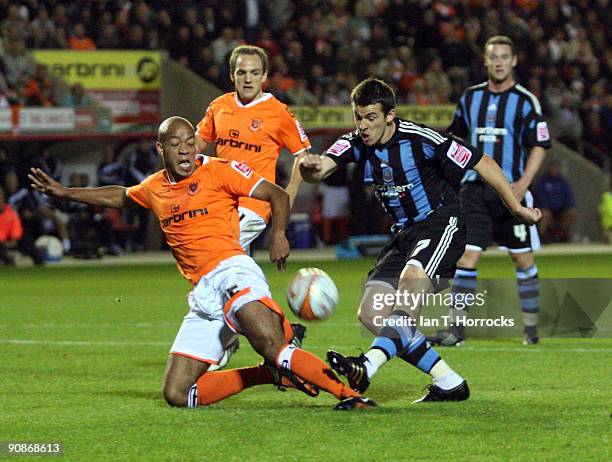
[170,255,278,363]
[321,185,349,218]
[238,207,267,253]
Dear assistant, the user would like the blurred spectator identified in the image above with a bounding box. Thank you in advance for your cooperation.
[2,39,35,86]
[68,22,96,50]
[535,161,576,243]
[287,77,319,106]
[423,56,451,103]
[61,82,91,107]
[212,27,240,65]
[32,146,62,182]
[125,140,158,251]
[599,184,612,244]
[24,64,55,107]
[97,146,124,186]
[0,185,43,266]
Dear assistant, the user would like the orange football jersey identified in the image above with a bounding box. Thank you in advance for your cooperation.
[127,157,264,285]
[196,92,310,221]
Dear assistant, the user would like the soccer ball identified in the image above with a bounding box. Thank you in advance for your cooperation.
[286,268,338,320]
[34,235,63,262]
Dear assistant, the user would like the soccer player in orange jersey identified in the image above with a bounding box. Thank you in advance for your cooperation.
[29,117,375,411]
[196,45,311,254]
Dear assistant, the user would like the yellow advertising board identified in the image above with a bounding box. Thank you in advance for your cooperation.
[33,50,161,90]
[291,105,455,129]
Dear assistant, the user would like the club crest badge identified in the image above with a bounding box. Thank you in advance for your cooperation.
[250,118,263,132]
[171,204,180,213]
[382,163,394,183]
[187,181,199,196]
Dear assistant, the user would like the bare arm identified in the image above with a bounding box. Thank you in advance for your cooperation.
[28,168,134,209]
[285,152,309,209]
[511,146,547,201]
[298,154,338,183]
[195,136,216,157]
[473,156,541,225]
[251,179,290,270]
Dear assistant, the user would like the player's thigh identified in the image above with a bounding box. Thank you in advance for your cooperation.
[462,183,493,252]
[397,263,433,320]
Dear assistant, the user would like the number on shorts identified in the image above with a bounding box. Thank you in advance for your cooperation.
[513,224,527,242]
[410,239,431,257]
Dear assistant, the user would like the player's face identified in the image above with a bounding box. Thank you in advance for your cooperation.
[231,54,267,104]
[485,44,517,85]
[157,124,197,182]
[353,103,396,146]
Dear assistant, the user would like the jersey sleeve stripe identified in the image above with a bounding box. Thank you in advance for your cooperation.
[398,126,446,145]
[248,178,265,197]
[514,84,542,115]
[291,146,311,156]
[399,121,447,143]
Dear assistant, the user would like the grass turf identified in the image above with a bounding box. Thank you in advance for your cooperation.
[1,254,610,461]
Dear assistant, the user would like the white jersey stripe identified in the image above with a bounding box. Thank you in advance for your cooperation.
[515,84,542,115]
[399,121,447,143]
[398,127,446,145]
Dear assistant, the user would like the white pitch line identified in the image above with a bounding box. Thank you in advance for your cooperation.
[1,339,611,353]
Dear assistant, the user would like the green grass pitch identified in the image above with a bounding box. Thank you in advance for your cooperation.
[1,254,610,461]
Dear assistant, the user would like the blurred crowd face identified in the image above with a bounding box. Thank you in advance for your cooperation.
[485,43,516,85]
[231,53,267,104]
[353,103,396,146]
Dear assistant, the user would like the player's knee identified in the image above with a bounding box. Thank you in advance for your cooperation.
[163,382,189,407]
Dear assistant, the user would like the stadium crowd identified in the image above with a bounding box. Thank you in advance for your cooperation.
[0,0,610,262]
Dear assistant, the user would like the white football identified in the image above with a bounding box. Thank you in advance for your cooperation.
[286,268,339,320]
[34,235,63,262]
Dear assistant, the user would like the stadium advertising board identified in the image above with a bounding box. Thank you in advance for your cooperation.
[33,50,161,125]
[0,108,97,134]
[292,105,456,129]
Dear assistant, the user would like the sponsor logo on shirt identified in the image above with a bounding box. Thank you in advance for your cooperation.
[161,207,208,228]
[326,139,351,156]
[231,160,253,178]
[537,121,550,142]
[447,141,472,168]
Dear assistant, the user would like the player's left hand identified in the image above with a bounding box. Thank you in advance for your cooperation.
[269,232,290,271]
[510,180,528,202]
[513,206,542,225]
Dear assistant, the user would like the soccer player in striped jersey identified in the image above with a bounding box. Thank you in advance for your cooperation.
[299,78,541,402]
[429,35,552,347]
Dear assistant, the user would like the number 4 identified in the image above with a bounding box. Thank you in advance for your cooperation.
[513,224,527,242]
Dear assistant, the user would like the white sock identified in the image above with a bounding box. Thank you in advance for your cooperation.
[62,239,71,252]
[430,360,463,390]
[363,349,388,379]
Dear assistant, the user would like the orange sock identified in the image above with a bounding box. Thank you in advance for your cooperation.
[196,365,274,406]
[276,345,360,400]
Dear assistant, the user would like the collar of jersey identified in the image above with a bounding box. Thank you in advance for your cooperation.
[233,92,273,108]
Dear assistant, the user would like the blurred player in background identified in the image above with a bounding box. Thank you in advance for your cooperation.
[430,35,552,347]
[196,45,311,254]
[300,78,541,402]
[29,116,375,411]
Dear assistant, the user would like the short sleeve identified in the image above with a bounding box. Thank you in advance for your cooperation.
[216,160,265,198]
[126,182,150,209]
[323,132,360,168]
[196,104,217,143]
[522,96,552,150]
[277,105,311,155]
[436,136,484,184]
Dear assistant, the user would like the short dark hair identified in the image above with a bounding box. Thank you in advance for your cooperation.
[229,45,268,75]
[350,78,396,115]
[484,35,516,55]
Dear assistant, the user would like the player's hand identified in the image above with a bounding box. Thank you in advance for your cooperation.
[269,232,290,271]
[28,168,67,198]
[513,206,542,225]
[298,154,324,171]
[510,180,528,202]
